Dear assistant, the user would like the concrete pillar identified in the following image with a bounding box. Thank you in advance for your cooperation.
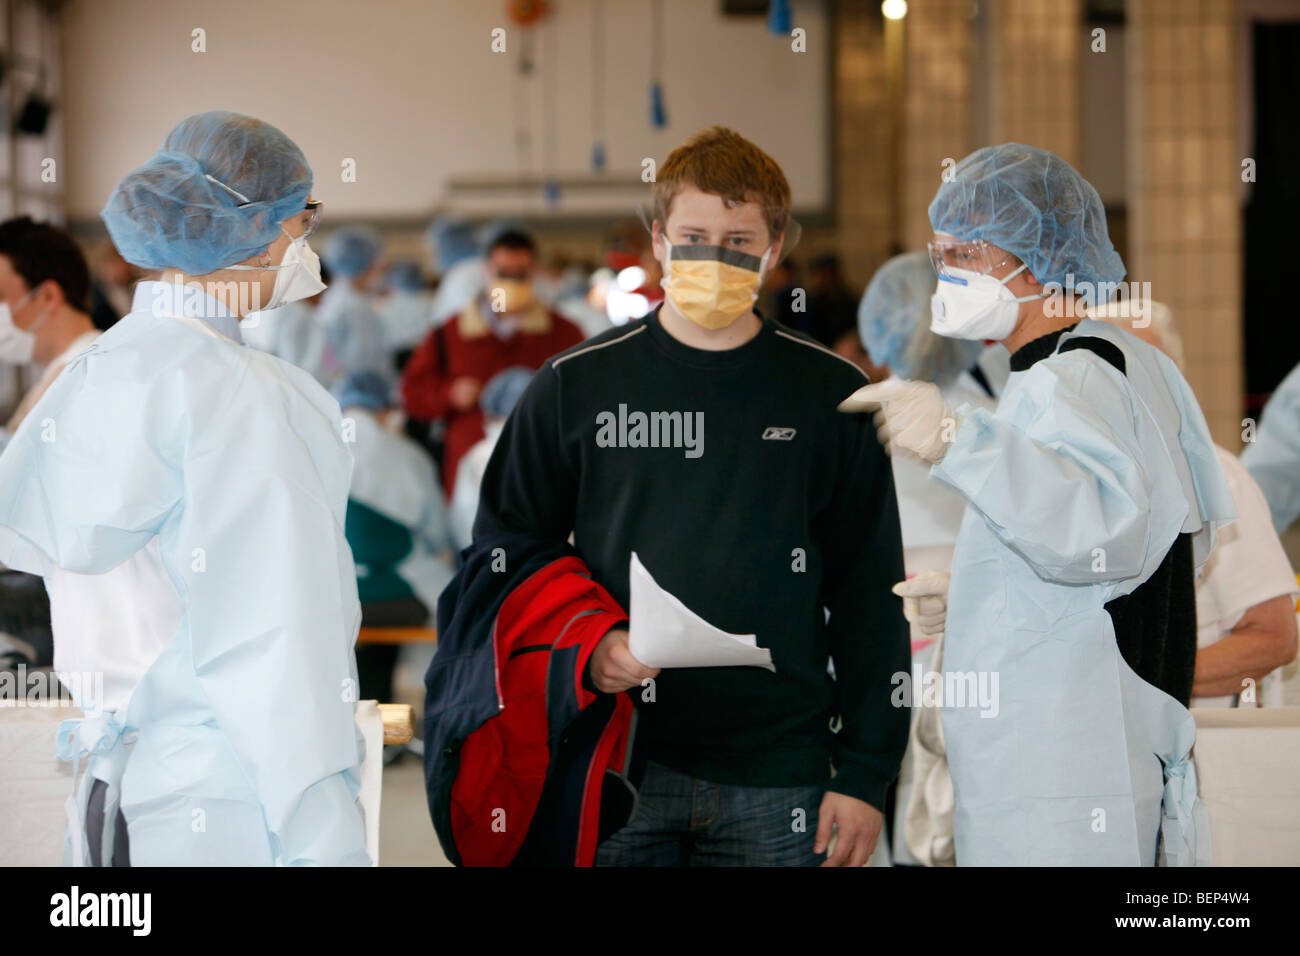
[833,0,894,292]
[989,0,1084,166]
[901,0,975,251]
[1127,0,1242,446]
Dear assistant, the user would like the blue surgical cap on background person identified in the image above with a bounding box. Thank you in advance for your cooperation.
[335,370,394,412]
[427,218,478,273]
[928,143,1126,289]
[101,111,313,277]
[384,260,425,292]
[859,251,984,387]
[322,225,382,279]
[476,218,525,253]
[480,366,534,420]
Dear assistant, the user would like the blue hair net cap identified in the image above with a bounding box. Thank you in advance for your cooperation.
[335,370,393,412]
[426,217,478,272]
[322,225,382,279]
[480,366,534,420]
[928,143,1126,289]
[858,251,984,386]
[475,218,526,251]
[384,259,425,292]
[101,111,313,276]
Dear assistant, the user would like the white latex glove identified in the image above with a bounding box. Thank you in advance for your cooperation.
[891,570,950,638]
[838,378,955,463]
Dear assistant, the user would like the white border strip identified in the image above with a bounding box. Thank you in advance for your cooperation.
[552,324,648,368]
[773,328,869,376]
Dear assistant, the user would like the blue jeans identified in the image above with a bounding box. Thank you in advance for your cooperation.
[595,760,826,866]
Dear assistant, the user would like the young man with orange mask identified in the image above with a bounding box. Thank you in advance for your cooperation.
[426,127,909,867]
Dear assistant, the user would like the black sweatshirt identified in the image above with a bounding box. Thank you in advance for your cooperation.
[473,307,911,810]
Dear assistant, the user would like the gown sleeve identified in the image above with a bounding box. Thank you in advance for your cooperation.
[415,453,454,556]
[931,351,1166,585]
[1242,362,1300,534]
[0,349,181,575]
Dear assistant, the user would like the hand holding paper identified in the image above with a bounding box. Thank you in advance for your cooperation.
[588,628,658,694]
[627,552,775,672]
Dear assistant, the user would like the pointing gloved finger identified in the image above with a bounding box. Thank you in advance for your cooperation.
[837,378,909,413]
[892,571,950,599]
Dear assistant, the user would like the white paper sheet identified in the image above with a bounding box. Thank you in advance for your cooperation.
[627,552,775,672]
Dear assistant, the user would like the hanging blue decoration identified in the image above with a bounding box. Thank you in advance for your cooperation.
[591,141,606,172]
[649,81,666,129]
[768,0,791,34]
[542,178,561,206]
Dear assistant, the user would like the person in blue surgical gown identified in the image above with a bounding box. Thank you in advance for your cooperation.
[1241,360,1300,534]
[447,366,535,552]
[336,369,455,704]
[0,110,371,866]
[841,144,1235,866]
[318,225,391,389]
[427,217,484,329]
[376,259,434,360]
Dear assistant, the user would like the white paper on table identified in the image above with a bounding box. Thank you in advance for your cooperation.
[627,551,775,672]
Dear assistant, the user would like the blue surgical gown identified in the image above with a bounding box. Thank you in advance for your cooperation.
[343,407,455,615]
[0,280,370,866]
[1241,361,1300,534]
[317,283,392,388]
[931,319,1234,866]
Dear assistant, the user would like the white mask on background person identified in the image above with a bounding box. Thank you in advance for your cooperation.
[0,290,48,364]
[930,263,1045,341]
[228,228,327,311]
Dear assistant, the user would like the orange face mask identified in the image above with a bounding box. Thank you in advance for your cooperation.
[487,278,535,314]
[661,242,770,330]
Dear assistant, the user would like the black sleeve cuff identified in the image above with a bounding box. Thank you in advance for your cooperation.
[582,657,601,695]
[826,759,894,814]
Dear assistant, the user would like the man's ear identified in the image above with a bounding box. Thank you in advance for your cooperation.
[33,278,65,308]
[650,220,664,258]
[767,234,784,265]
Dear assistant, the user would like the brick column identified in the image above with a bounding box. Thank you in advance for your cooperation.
[989,0,1083,166]
[833,0,894,292]
[1127,0,1242,445]
[901,0,975,251]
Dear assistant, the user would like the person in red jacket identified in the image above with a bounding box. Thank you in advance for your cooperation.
[401,229,584,493]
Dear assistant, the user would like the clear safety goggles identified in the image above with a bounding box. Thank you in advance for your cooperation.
[927,237,1019,279]
[301,200,323,238]
[204,173,323,237]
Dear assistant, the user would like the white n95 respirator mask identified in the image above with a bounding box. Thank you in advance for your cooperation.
[229,228,327,311]
[930,263,1044,341]
[0,291,48,364]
